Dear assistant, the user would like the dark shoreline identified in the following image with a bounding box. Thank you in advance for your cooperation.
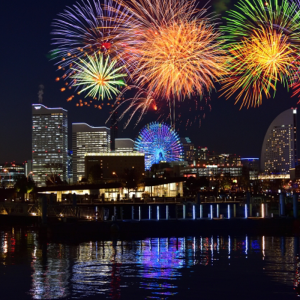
[1,215,300,242]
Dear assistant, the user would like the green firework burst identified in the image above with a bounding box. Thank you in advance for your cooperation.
[71,53,127,100]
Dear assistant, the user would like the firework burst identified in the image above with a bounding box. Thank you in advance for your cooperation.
[71,53,127,100]
[220,27,298,108]
[132,19,226,100]
[51,0,133,76]
[221,0,300,108]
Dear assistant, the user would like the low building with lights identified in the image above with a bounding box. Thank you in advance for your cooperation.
[0,163,25,187]
[36,177,184,201]
[85,152,145,180]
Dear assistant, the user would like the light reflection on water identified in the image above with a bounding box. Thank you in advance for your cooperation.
[0,228,299,299]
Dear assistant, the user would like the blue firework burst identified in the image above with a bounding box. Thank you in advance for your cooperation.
[134,122,184,170]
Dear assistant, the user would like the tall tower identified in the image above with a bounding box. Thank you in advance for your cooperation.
[72,123,110,182]
[261,108,297,174]
[32,104,68,186]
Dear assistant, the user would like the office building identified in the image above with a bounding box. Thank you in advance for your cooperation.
[32,104,68,186]
[180,137,195,165]
[261,108,297,174]
[115,138,134,152]
[72,123,110,182]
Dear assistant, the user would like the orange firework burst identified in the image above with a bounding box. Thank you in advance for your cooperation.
[220,27,298,108]
[132,19,226,100]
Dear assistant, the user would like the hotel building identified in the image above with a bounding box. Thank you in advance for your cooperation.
[261,108,297,174]
[72,123,110,182]
[32,104,68,186]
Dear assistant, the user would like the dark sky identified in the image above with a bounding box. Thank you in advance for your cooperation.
[0,0,298,163]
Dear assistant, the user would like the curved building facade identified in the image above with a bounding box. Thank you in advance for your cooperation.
[261,108,297,174]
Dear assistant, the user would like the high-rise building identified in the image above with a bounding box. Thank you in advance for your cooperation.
[180,137,195,165]
[72,123,110,182]
[261,108,297,174]
[32,104,68,186]
[115,138,134,152]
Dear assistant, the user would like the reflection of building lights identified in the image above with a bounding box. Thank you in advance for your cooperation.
[261,204,265,218]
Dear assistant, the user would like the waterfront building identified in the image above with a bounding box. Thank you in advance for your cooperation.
[180,164,243,178]
[85,152,144,180]
[72,123,110,182]
[37,177,183,201]
[261,108,297,174]
[32,104,68,186]
[180,137,195,165]
[240,158,260,180]
[115,138,134,153]
[195,147,209,165]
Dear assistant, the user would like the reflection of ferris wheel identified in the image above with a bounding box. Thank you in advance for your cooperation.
[134,122,184,170]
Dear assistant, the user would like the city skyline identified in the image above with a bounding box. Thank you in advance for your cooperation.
[1,0,299,163]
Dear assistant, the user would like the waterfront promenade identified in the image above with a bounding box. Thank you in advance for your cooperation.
[0,193,299,240]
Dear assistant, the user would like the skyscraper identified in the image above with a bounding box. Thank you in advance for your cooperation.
[180,137,195,165]
[261,108,297,174]
[32,104,68,186]
[72,123,110,182]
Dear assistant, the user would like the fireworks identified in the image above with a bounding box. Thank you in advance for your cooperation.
[121,0,226,101]
[220,27,297,108]
[109,86,156,128]
[133,20,226,101]
[221,0,300,108]
[71,53,127,100]
[134,122,184,170]
[51,0,133,75]
[108,0,226,127]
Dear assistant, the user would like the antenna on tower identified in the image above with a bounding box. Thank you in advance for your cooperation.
[38,84,44,103]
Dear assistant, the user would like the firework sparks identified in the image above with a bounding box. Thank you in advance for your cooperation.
[108,86,157,128]
[120,0,226,101]
[221,0,300,108]
[131,19,226,101]
[220,27,297,108]
[71,53,127,100]
[51,0,133,76]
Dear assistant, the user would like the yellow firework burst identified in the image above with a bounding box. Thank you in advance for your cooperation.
[132,19,227,100]
[220,27,297,108]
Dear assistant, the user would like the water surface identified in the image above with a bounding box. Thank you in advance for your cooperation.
[0,227,299,299]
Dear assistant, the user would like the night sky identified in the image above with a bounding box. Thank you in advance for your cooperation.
[0,0,298,163]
